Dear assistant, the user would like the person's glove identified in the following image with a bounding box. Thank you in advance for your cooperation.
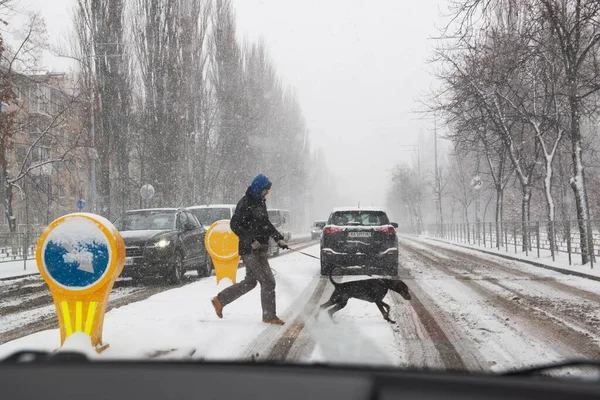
[277,240,288,249]
[251,240,261,250]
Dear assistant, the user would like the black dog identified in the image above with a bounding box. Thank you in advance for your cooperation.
[320,267,411,324]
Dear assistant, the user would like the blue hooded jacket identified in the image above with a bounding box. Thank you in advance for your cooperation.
[248,174,272,199]
[230,173,282,255]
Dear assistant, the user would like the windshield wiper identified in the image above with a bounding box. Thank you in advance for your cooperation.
[2,350,88,363]
[501,359,600,377]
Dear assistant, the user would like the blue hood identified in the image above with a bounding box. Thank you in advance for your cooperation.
[249,174,272,199]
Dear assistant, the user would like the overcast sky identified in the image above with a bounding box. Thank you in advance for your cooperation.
[21,0,449,209]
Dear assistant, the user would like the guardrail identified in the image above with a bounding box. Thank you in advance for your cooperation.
[427,221,599,267]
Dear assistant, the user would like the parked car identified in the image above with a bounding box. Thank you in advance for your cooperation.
[114,208,212,284]
[188,204,279,256]
[311,220,327,240]
[320,207,399,276]
[187,204,236,229]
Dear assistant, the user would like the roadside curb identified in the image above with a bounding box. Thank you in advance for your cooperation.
[420,237,600,283]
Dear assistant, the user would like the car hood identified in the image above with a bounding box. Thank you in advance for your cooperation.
[120,230,172,244]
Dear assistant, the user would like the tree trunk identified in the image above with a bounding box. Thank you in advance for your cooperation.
[495,186,503,249]
[464,206,470,243]
[4,189,15,233]
[542,157,557,257]
[569,95,592,265]
[521,185,532,251]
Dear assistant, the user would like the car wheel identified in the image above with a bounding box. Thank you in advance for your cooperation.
[197,256,213,278]
[168,252,184,285]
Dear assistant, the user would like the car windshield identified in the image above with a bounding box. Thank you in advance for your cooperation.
[114,212,176,231]
[268,210,282,226]
[4,0,600,383]
[189,208,231,228]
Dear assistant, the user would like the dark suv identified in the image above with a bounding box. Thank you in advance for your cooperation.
[114,208,212,284]
[320,208,399,276]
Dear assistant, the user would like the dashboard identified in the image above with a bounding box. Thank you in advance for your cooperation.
[2,358,599,400]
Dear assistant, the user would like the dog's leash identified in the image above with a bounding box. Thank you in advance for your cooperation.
[284,246,320,260]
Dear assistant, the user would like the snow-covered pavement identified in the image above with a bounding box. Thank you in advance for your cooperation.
[2,237,600,373]
[0,259,38,280]
[0,244,405,365]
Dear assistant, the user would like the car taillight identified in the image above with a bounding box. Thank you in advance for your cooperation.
[378,226,396,235]
[323,226,341,235]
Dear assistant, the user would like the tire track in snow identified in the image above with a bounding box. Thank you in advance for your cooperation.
[241,276,325,361]
[418,238,600,303]
[405,238,600,344]
[399,239,600,361]
[389,271,472,371]
[266,278,327,361]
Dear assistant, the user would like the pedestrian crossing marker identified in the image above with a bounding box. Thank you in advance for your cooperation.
[36,213,125,352]
[205,220,240,284]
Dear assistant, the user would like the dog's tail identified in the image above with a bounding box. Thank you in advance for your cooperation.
[328,266,340,287]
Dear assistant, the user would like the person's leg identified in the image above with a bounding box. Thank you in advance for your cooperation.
[252,251,277,320]
[216,254,258,306]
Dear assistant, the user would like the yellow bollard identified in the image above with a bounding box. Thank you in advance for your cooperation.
[205,220,239,284]
[36,213,125,352]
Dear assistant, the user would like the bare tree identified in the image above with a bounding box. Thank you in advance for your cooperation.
[74,0,132,218]
[389,163,427,234]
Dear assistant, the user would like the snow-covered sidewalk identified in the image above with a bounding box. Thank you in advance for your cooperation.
[0,244,402,365]
[421,235,600,282]
[0,259,39,281]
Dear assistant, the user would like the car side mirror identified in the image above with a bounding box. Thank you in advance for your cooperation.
[391,222,398,228]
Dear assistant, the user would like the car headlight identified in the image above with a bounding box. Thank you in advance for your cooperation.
[154,239,170,248]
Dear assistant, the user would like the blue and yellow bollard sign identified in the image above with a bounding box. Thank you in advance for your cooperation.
[36,213,125,352]
[205,220,240,284]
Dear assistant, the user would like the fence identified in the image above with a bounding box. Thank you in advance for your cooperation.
[427,220,600,267]
[0,231,43,264]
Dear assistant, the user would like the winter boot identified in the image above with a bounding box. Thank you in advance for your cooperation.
[212,296,223,319]
[262,317,285,325]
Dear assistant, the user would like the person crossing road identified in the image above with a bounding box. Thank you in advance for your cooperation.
[212,174,288,325]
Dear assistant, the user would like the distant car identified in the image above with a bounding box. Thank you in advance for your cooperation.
[267,209,292,256]
[311,220,327,240]
[320,207,399,276]
[188,204,279,256]
[114,208,212,284]
[267,209,292,241]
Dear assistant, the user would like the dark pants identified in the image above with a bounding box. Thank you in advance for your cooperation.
[216,249,277,320]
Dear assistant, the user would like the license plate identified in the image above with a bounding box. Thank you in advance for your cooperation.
[348,232,371,238]
[125,258,134,266]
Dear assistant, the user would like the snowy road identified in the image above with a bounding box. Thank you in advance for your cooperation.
[396,236,600,371]
[2,236,600,373]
